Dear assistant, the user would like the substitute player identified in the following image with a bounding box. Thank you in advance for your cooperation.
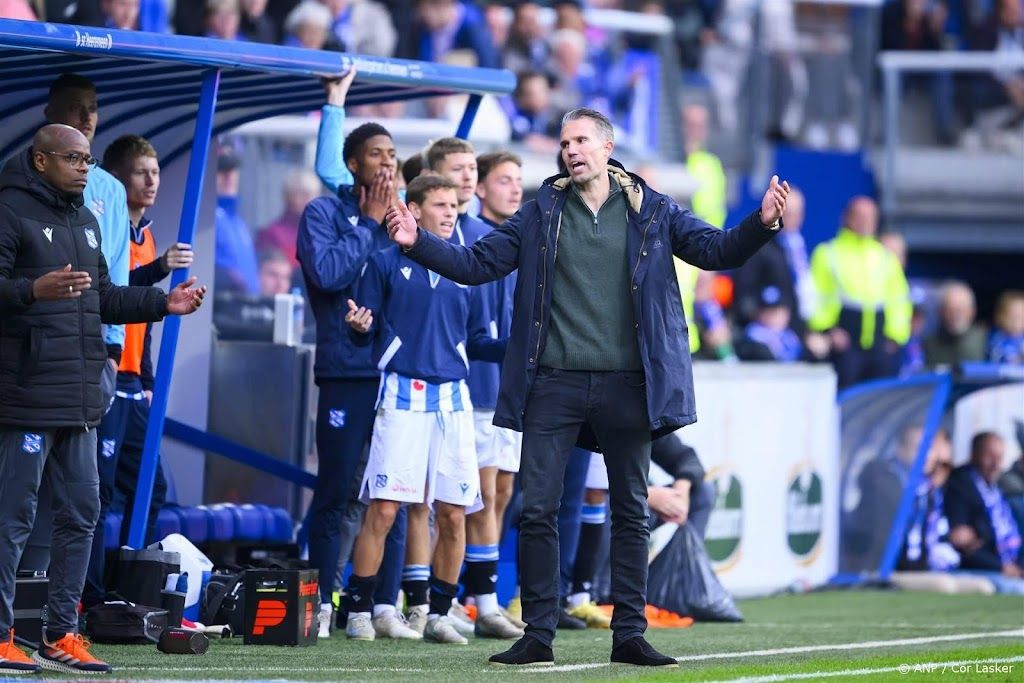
[341,174,499,645]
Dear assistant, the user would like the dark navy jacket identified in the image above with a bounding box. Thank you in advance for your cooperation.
[353,246,499,384]
[297,186,392,382]
[404,166,776,447]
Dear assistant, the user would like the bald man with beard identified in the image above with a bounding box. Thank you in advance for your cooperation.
[0,125,206,676]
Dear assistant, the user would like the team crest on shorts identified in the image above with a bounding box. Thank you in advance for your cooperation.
[85,228,99,249]
[328,409,346,428]
[22,433,42,454]
[375,474,388,488]
[102,439,116,459]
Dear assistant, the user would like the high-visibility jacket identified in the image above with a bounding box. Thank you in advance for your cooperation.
[686,150,726,229]
[674,258,701,353]
[808,228,911,348]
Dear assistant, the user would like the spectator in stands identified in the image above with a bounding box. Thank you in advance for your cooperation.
[946,432,1024,594]
[890,430,994,594]
[320,0,398,57]
[99,0,140,30]
[405,0,500,68]
[661,0,719,74]
[1000,437,1024,536]
[900,300,929,377]
[553,0,585,32]
[84,134,193,610]
[965,0,1024,139]
[847,424,924,566]
[881,0,956,145]
[693,268,737,361]
[733,186,820,343]
[681,102,726,228]
[508,71,562,152]
[879,231,908,271]
[734,286,805,362]
[809,196,911,388]
[284,0,341,50]
[240,0,278,43]
[484,2,510,52]
[205,0,243,40]
[256,168,321,269]
[214,146,260,295]
[257,248,295,297]
[0,124,205,676]
[89,0,168,32]
[988,290,1024,364]
[548,28,606,115]
[0,0,36,19]
[45,73,131,413]
[504,1,550,73]
[922,280,988,367]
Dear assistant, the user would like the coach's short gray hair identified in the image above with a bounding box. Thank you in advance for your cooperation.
[561,108,614,142]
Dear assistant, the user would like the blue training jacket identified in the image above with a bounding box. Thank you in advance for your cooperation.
[404,164,777,449]
[297,186,392,381]
[353,245,503,384]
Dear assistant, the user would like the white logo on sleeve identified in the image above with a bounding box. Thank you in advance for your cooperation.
[84,228,99,250]
[42,227,53,243]
[348,215,359,226]
[400,267,412,280]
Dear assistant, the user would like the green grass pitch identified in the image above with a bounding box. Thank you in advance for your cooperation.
[36,591,1024,682]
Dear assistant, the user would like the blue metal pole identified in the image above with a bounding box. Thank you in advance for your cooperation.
[455,94,482,139]
[127,68,221,548]
[876,374,953,581]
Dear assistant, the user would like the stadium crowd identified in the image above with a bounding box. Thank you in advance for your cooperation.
[2,1,1023,151]
[0,0,1022,676]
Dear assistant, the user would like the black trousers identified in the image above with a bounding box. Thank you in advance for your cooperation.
[519,368,651,648]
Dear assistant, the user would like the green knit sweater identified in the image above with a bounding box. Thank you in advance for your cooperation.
[539,178,642,371]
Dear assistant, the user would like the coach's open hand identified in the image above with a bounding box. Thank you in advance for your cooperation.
[32,264,91,300]
[386,201,418,249]
[346,298,373,333]
[165,276,206,315]
[760,174,790,228]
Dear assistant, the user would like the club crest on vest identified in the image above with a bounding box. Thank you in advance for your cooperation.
[85,228,99,249]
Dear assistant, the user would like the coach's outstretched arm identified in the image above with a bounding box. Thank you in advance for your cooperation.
[670,175,790,270]
[386,200,522,286]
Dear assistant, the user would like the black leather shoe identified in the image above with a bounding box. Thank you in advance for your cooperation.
[610,636,678,667]
[489,636,554,666]
[556,609,587,630]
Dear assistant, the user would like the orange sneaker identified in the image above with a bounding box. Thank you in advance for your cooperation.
[645,605,695,629]
[0,631,39,675]
[32,633,111,674]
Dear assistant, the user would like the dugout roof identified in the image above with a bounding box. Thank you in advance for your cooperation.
[0,18,515,164]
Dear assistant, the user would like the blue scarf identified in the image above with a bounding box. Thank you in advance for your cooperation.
[972,470,1022,565]
[904,481,958,570]
[745,322,802,362]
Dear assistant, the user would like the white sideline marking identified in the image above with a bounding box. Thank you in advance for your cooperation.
[529,629,1024,673]
[705,655,1024,683]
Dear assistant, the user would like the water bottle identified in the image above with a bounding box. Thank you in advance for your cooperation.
[291,287,305,345]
